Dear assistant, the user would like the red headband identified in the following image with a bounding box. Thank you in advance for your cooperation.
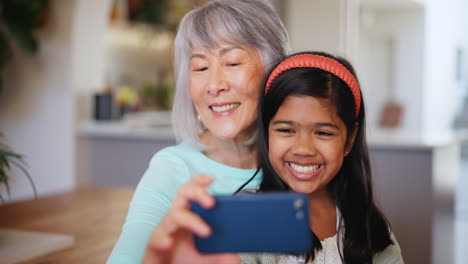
[265,54,361,117]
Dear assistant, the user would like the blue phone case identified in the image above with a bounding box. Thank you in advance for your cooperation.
[191,192,312,254]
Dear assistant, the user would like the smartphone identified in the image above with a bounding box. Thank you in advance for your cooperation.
[190,192,312,254]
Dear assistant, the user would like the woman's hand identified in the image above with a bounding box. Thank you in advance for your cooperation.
[143,174,240,264]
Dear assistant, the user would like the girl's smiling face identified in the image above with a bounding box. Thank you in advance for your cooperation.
[268,95,355,195]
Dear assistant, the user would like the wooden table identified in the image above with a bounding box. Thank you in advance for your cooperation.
[0,187,134,264]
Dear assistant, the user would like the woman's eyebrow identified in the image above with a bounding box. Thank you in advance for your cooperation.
[190,46,243,60]
[219,46,243,55]
[190,53,205,60]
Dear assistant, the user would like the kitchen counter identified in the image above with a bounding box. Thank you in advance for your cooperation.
[78,120,175,141]
[78,120,466,148]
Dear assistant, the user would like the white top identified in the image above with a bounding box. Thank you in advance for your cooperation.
[277,234,342,264]
[240,208,404,264]
[278,208,343,264]
[273,232,404,264]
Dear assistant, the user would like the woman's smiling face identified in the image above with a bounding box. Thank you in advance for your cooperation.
[189,44,265,140]
[268,95,353,195]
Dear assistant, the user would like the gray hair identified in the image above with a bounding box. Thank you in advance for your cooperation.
[171,0,290,148]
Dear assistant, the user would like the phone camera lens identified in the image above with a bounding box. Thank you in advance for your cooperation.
[296,211,304,220]
[294,198,304,209]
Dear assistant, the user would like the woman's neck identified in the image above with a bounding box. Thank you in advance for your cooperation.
[199,130,258,169]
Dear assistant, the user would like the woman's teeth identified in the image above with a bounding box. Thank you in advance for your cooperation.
[211,103,240,112]
[289,163,320,173]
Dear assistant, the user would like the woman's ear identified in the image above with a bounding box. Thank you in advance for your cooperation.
[344,123,359,156]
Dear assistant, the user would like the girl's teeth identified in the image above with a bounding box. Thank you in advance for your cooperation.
[290,163,320,173]
[211,103,240,112]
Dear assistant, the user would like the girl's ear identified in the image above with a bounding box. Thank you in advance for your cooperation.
[344,122,359,156]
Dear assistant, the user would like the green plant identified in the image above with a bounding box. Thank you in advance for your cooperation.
[128,0,169,26]
[0,0,44,201]
[0,0,49,93]
[0,134,37,202]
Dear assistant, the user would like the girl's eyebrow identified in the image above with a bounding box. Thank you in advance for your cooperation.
[271,120,294,125]
[271,120,339,129]
[315,122,340,129]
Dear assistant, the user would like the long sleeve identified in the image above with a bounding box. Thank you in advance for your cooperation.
[107,142,262,263]
[106,155,190,264]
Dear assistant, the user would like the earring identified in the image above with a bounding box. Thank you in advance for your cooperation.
[197,114,201,121]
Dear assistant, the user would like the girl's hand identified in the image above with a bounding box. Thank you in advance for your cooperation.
[142,174,240,264]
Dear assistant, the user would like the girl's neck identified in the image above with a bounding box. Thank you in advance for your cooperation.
[308,188,337,241]
[199,130,258,169]
[308,188,335,210]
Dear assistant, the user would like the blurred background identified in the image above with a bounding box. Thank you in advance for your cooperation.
[0,0,467,263]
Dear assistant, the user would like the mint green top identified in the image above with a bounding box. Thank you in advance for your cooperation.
[107,142,262,264]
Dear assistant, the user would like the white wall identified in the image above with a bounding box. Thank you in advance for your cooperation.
[0,0,77,200]
[358,7,425,138]
[359,0,468,143]
[71,0,112,123]
[0,0,114,201]
[422,0,468,141]
[285,0,344,55]
[70,0,111,95]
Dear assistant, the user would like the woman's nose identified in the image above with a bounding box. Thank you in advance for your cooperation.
[207,68,229,96]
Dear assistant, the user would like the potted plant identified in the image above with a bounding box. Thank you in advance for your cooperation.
[0,134,36,202]
[0,0,49,92]
[0,0,48,200]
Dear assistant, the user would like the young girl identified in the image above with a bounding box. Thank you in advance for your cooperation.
[252,51,404,263]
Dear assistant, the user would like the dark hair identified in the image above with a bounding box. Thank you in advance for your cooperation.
[257,51,393,263]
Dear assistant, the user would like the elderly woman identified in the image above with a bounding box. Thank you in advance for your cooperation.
[107,0,289,263]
